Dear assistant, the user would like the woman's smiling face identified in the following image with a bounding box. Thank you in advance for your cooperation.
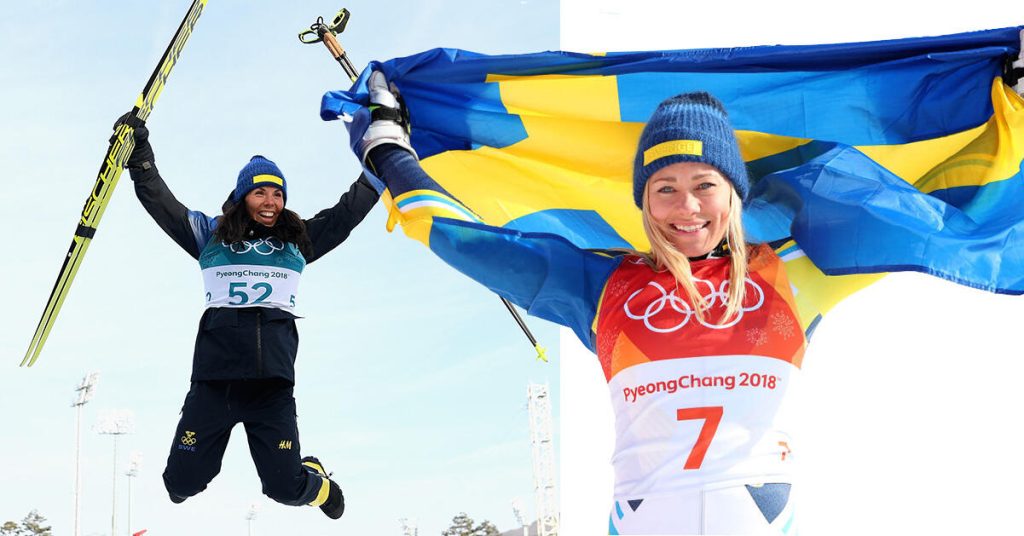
[646,161,732,257]
[244,186,284,227]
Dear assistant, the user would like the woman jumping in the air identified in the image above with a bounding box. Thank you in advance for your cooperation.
[118,113,378,520]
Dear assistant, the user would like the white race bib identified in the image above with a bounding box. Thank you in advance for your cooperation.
[608,355,798,497]
[198,237,306,312]
[202,264,301,310]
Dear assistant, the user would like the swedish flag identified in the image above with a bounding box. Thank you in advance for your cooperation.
[322,27,1024,339]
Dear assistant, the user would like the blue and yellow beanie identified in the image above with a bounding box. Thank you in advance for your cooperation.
[633,92,749,207]
[233,155,287,205]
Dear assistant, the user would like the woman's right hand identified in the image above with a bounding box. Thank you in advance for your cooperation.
[347,70,417,164]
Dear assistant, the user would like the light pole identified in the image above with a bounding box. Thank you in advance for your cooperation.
[245,503,259,536]
[71,372,99,536]
[512,499,528,536]
[96,410,134,536]
[126,452,142,536]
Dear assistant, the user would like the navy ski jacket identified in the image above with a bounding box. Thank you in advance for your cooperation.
[130,163,379,383]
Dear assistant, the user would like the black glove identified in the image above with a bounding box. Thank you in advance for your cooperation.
[112,112,154,170]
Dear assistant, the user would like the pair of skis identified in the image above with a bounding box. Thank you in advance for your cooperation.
[23,3,544,367]
[21,0,208,366]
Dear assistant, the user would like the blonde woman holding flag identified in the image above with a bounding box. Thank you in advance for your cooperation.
[350,72,804,535]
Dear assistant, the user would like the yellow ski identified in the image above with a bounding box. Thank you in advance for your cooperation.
[22,0,208,367]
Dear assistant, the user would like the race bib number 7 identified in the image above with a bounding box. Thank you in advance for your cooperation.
[677,406,723,470]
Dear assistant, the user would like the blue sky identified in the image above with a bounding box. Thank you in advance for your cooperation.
[0,2,558,535]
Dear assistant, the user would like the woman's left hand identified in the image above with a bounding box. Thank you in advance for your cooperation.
[346,70,417,164]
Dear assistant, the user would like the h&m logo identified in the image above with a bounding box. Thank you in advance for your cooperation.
[278,440,293,450]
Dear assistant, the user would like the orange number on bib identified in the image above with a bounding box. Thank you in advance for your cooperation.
[676,406,724,470]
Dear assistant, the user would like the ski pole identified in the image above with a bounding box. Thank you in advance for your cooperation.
[299,8,359,82]
[299,8,549,362]
[502,298,548,362]
[22,0,209,367]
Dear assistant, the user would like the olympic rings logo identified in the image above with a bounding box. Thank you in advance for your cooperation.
[623,278,765,332]
[180,431,197,446]
[226,237,284,256]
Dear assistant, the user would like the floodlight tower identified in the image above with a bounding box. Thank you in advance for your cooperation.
[96,410,134,536]
[126,452,142,536]
[512,498,529,536]
[246,503,259,536]
[71,372,99,536]
[527,382,558,536]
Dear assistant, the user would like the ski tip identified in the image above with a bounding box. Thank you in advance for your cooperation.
[21,342,42,367]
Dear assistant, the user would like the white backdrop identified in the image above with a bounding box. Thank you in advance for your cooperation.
[559,3,1024,535]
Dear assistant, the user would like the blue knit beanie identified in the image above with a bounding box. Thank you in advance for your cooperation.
[633,92,749,207]
[233,155,287,205]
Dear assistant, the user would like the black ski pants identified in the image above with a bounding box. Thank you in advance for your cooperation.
[162,379,325,506]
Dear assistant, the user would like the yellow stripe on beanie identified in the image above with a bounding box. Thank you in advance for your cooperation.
[252,174,284,186]
[643,139,703,166]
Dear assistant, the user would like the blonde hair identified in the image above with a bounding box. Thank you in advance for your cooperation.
[638,185,749,325]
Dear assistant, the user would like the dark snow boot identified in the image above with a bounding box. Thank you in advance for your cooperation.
[302,456,345,519]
